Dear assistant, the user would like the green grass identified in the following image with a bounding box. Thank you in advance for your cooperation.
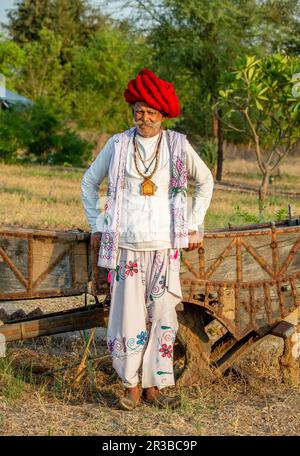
[0,357,27,404]
[3,163,85,180]
[205,193,298,230]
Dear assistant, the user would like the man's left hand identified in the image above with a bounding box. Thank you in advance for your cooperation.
[184,230,203,251]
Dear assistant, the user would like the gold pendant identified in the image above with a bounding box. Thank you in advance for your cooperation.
[141,178,156,196]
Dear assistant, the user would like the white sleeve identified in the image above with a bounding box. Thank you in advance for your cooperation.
[186,139,214,233]
[81,138,113,233]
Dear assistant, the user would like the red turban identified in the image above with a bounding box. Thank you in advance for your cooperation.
[124,68,180,118]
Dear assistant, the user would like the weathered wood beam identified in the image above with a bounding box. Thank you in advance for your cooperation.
[0,306,109,342]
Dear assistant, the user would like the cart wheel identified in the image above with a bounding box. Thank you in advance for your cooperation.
[174,303,264,387]
[174,304,215,387]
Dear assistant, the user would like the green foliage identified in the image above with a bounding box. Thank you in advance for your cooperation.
[146,0,263,138]
[6,0,107,48]
[1,3,152,135]
[47,130,93,167]
[132,0,300,141]
[217,52,299,218]
[233,204,260,224]
[0,107,29,163]
[20,28,67,106]
[0,35,25,90]
[234,203,290,224]
[68,27,151,131]
[275,207,288,220]
[195,139,218,171]
[1,0,299,168]
[257,0,300,55]
[0,100,92,166]
[217,53,300,154]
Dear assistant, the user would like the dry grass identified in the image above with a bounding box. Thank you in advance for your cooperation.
[0,334,299,436]
[0,154,299,233]
[222,155,300,188]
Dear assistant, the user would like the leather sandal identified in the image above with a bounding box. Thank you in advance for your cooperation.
[142,392,181,410]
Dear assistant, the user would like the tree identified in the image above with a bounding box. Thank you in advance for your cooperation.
[2,1,152,134]
[216,53,300,217]
[0,106,26,163]
[5,0,107,48]
[68,26,151,132]
[0,100,92,166]
[19,28,67,107]
[257,0,300,55]
[0,34,25,90]
[121,0,300,180]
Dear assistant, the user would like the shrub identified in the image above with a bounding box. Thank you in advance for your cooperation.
[0,99,93,166]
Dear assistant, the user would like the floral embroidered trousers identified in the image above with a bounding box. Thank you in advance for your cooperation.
[107,247,182,389]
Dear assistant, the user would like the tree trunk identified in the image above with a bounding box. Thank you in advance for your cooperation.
[258,171,270,219]
[215,109,223,182]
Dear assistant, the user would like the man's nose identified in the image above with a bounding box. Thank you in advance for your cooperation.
[142,112,150,121]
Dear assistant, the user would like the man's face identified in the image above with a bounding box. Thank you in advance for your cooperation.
[133,102,165,137]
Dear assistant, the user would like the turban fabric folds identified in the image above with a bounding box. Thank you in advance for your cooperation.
[124,68,180,118]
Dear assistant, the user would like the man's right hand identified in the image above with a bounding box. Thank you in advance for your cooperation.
[91,232,102,251]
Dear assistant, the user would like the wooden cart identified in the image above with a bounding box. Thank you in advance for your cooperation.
[0,220,300,386]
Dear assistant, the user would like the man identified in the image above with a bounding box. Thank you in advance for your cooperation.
[81,68,214,411]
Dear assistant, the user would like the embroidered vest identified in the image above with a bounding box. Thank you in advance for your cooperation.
[97,127,188,270]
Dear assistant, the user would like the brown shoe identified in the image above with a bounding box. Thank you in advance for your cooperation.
[118,387,141,411]
[142,390,181,410]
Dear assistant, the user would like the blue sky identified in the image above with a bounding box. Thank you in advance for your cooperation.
[0,0,14,25]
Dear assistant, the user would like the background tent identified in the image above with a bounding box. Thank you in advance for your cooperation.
[0,86,32,109]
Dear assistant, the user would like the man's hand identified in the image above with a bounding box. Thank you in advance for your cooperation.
[184,230,203,252]
[91,231,102,251]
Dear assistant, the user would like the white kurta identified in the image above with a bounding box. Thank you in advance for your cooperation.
[81,130,214,250]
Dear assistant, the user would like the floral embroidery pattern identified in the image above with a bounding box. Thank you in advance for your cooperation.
[107,329,148,359]
[171,158,187,196]
[170,249,179,260]
[159,343,173,358]
[160,328,176,346]
[108,339,115,353]
[148,251,167,301]
[136,331,148,345]
[115,257,141,281]
[169,248,181,272]
[125,261,138,276]
[149,272,166,301]
[98,133,128,269]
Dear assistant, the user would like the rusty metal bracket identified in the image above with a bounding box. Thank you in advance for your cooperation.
[270,321,296,339]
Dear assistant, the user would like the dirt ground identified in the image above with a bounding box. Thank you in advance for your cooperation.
[0,296,300,436]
